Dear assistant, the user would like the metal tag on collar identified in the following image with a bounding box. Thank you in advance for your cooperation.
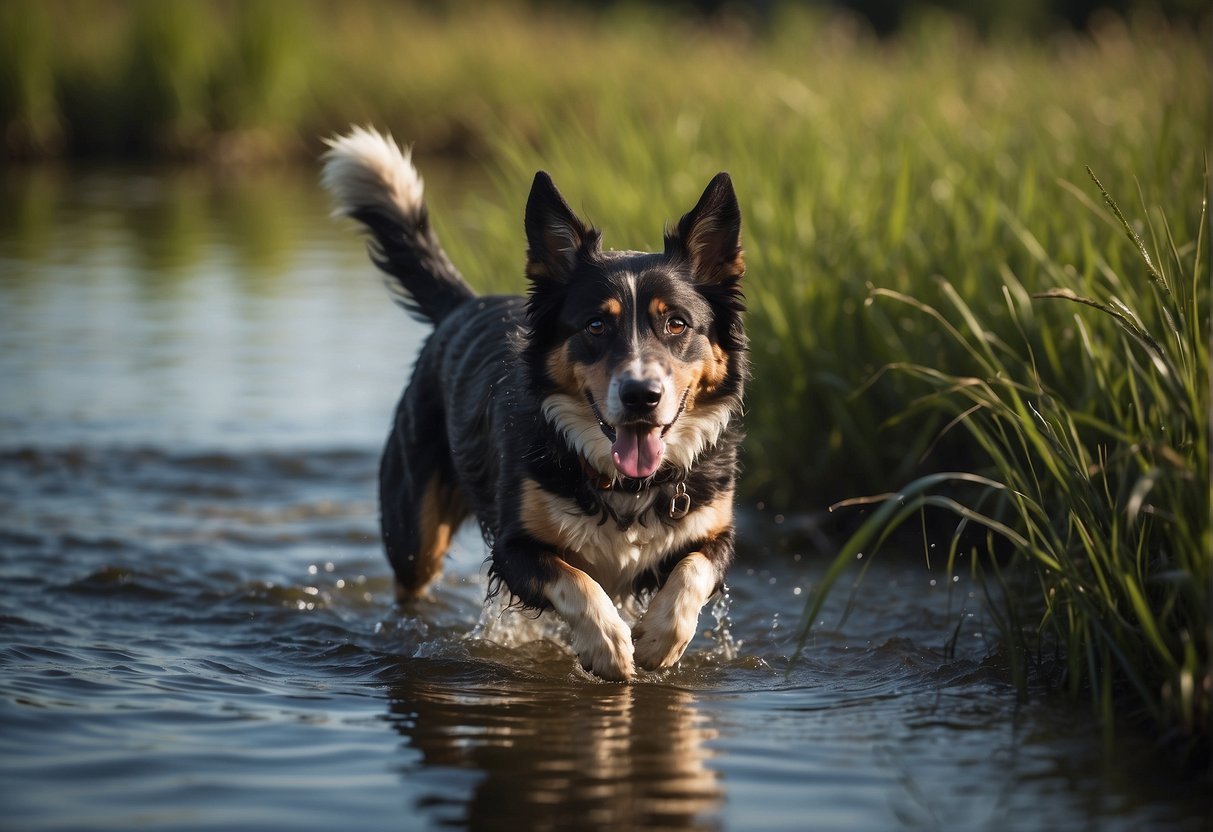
[669,482,691,520]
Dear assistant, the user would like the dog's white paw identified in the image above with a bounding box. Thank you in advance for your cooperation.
[633,595,698,671]
[570,613,635,681]
[543,560,635,681]
[633,553,718,671]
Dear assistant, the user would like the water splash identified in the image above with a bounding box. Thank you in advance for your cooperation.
[702,587,740,662]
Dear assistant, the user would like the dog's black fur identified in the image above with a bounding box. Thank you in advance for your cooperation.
[322,128,747,679]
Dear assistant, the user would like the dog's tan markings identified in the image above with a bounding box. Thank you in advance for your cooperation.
[545,343,579,393]
[686,487,735,541]
[649,297,670,318]
[520,477,568,549]
[574,355,614,415]
[601,297,623,317]
[395,475,464,601]
[545,342,614,408]
[669,356,703,413]
[546,559,635,681]
[633,551,719,670]
[664,336,730,416]
[700,342,730,394]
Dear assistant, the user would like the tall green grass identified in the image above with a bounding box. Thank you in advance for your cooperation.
[798,168,1209,741]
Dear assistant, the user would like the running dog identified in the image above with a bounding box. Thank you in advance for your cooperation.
[321,127,747,680]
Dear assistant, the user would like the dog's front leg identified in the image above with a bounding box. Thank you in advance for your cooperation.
[544,559,635,681]
[492,541,635,681]
[633,550,723,671]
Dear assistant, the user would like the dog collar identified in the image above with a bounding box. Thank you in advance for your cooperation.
[577,456,691,519]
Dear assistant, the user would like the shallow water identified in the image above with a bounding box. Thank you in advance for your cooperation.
[0,165,1206,831]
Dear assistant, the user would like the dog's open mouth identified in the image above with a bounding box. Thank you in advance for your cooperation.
[586,389,690,480]
[610,423,665,479]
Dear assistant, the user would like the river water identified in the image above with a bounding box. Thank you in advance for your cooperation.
[0,165,1206,831]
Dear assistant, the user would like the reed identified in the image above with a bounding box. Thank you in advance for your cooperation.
[797,169,1209,742]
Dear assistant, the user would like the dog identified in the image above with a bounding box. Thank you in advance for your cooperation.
[321,127,747,680]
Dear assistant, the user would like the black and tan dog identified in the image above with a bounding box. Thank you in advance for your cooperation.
[322,127,747,680]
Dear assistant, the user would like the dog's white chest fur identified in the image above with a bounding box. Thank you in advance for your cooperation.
[567,491,665,595]
[521,479,733,599]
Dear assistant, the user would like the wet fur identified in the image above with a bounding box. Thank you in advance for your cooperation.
[322,127,747,680]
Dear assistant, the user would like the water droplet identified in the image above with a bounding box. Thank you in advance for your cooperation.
[793,587,802,596]
[929,579,937,587]
[307,564,318,575]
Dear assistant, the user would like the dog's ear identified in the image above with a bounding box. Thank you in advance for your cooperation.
[666,172,743,285]
[525,172,599,281]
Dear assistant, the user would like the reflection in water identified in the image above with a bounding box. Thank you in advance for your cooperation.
[0,161,493,285]
[384,668,722,830]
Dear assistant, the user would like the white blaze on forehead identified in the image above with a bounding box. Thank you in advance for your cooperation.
[622,272,640,340]
[606,274,678,425]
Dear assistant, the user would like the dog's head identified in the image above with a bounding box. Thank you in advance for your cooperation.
[522,172,747,481]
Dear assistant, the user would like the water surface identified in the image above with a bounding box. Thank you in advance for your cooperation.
[0,165,1206,831]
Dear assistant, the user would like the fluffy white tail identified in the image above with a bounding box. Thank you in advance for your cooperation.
[321,126,474,323]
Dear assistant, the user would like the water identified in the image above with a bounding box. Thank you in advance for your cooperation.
[0,165,1206,831]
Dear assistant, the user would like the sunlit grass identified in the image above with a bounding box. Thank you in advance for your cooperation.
[798,169,1209,742]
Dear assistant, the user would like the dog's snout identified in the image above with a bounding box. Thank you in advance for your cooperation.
[619,377,663,413]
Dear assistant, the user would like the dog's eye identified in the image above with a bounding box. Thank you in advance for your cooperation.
[666,317,688,336]
[586,318,606,336]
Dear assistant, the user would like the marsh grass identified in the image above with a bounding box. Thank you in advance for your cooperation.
[798,169,1209,741]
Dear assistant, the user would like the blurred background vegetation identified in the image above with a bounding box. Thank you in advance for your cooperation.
[1,0,1207,745]
[0,0,1207,161]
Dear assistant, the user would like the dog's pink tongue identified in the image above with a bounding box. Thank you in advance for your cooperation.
[612,425,665,479]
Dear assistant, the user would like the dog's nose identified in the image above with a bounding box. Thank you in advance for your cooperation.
[619,378,663,413]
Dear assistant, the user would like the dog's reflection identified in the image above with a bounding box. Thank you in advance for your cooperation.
[384,669,723,830]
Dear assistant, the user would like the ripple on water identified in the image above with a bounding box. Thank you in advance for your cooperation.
[0,442,1207,832]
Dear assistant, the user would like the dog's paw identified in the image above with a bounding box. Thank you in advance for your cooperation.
[632,603,696,671]
[541,559,636,680]
[633,553,717,671]
[570,613,635,681]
